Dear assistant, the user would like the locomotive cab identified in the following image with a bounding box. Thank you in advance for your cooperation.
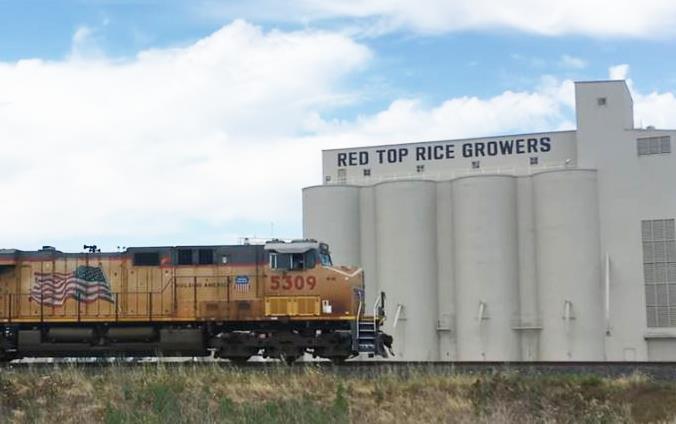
[265,240,332,271]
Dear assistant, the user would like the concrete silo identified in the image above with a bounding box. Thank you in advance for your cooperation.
[516,176,541,361]
[533,169,604,361]
[452,175,521,361]
[375,180,439,361]
[359,186,380,310]
[302,185,361,267]
[436,181,457,360]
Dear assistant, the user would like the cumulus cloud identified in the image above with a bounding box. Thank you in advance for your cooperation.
[309,88,575,147]
[609,64,630,80]
[611,65,676,128]
[3,22,676,251]
[0,20,370,249]
[202,0,676,38]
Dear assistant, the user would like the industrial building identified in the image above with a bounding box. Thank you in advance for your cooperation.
[302,80,676,361]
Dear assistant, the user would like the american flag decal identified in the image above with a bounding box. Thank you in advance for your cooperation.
[31,265,114,306]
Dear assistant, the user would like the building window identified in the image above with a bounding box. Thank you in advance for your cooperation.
[337,169,346,183]
[638,136,671,156]
[642,219,676,327]
[416,165,425,173]
[597,97,607,106]
[529,157,539,165]
[363,168,371,176]
[325,175,331,183]
[471,161,480,169]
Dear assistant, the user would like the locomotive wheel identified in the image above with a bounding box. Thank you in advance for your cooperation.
[329,356,349,365]
[227,356,252,365]
[281,354,299,365]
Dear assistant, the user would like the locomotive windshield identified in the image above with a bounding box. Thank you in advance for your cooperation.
[265,240,333,270]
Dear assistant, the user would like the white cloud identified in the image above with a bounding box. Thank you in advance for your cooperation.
[0,20,370,249]
[609,64,630,80]
[559,54,587,69]
[310,88,575,146]
[202,0,676,38]
[3,22,676,251]
[611,65,676,128]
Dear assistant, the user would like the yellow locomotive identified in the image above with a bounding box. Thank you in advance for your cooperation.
[0,240,391,363]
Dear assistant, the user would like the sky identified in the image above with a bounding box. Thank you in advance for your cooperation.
[2,0,676,251]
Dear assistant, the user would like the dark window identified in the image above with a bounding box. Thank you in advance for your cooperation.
[597,97,607,106]
[177,249,193,265]
[198,249,214,265]
[133,252,160,266]
[530,156,539,165]
[416,165,425,173]
[305,250,317,269]
[363,168,371,176]
[472,161,480,169]
[270,253,291,270]
[290,253,305,270]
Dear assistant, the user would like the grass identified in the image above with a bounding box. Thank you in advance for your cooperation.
[1,364,675,423]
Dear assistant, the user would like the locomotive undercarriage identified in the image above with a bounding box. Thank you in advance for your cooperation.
[0,320,358,364]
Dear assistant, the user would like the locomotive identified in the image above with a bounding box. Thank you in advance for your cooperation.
[0,240,391,363]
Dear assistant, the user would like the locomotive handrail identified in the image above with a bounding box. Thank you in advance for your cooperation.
[355,295,363,343]
[371,292,382,334]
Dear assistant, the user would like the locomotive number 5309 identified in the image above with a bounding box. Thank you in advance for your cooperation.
[269,275,317,290]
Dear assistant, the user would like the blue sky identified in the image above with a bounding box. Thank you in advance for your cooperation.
[2,1,676,251]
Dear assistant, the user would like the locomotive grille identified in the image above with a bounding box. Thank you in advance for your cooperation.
[264,296,320,317]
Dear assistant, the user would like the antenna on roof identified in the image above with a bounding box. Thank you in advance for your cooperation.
[83,244,100,253]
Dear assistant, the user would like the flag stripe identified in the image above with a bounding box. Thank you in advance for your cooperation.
[31,265,114,305]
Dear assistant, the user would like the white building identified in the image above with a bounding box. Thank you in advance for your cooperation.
[303,80,676,361]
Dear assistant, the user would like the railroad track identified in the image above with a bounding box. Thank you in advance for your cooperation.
[3,360,676,380]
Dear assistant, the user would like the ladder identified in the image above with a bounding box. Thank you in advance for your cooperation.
[353,291,387,357]
[357,316,378,355]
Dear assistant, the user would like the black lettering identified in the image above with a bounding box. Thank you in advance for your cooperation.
[416,146,426,161]
[527,138,538,153]
[475,142,485,157]
[359,151,369,165]
[387,149,397,163]
[338,153,347,167]
[540,137,552,152]
[445,144,455,159]
[516,139,525,154]
[433,145,444,160]
[462,143,473,157]
[398,148,408,162]
[376,149,386,163]
[487,141,498,156]
[348,152,358,166]
[499,140,514,154]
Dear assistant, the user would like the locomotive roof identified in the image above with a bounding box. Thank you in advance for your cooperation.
[0,244,266,257]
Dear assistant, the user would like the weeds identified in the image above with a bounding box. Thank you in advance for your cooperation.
[1,364,675,423]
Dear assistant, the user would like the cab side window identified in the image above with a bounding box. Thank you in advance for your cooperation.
[269,252,315,270]
[304,250,317,268]
[290,253,305,270]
